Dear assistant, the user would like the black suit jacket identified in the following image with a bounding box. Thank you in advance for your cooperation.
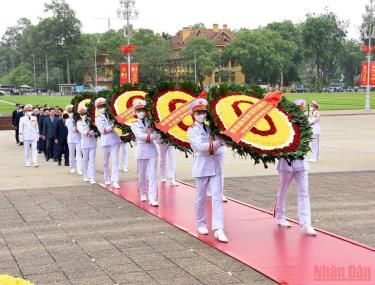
[12,110,17,126]
[54,119,68,142]
[15,111,24,128]
[43,116,59,139]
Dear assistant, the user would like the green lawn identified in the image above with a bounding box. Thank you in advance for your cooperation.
[0,95,73,115]
[284,92,375,110]
[0,92,374,115]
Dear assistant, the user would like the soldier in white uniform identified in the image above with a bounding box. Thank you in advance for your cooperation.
[94,97,121,189]
[208,146,228,202]
[187,98,228,243]
[19,104,39,167]
[120,142,128,172]
[77,106,96,184]
[308,101,320,162]
[65,105,83,175]
[275,99,317,236]
[158,143,178,186]
[130,100,160,207]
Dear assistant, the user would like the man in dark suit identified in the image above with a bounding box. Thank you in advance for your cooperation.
[40,108,49,157]
[43,108,59,161]
[12,104,20,144]
[15,105,24,146]
[54,113,69,166]
[37,107,45,153]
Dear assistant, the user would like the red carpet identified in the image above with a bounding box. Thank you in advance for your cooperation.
[100,181,375,285]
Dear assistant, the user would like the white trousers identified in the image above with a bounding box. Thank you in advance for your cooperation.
[102,143,120,183]
[23,140,37,164]
[310,134,320,160]
[195,174,224,231]
[82,147,96,180]
[137,158,158,202]
[68,143,82,171]
[120,142,128,169]
[159,144,175,179]
[275,171,312,225]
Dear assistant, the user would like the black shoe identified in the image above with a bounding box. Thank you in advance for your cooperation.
[58,161,61,166]
[19,142,23,146]
[38,151,42,153]
[64,162,69,166]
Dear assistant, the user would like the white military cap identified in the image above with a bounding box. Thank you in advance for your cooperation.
[132,99,146,110]
[66,104,74,110]
[190,98,208,112]
[311,100,319,108]
[24,104,33,110]
[94,97,106,108]
[78,106,88,114]
[294,99,306,107]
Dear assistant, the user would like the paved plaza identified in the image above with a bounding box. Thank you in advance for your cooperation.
[0,110,374,284]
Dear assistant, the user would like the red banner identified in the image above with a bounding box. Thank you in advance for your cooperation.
[120,44,136,55]
[361,44,375,53]
[361,62,375,86]
[119,63,139,85]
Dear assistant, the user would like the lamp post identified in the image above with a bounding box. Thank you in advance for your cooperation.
[365,0,374,111]
[117,0,138,84]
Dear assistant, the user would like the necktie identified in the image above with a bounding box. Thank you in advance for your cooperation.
[142,119,146,127]
[203,124,207,133]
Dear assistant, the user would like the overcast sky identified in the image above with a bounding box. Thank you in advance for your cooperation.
[0,0,370,40]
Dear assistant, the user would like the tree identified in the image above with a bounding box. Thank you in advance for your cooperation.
[189,23,206,30]
[338,39,364,86]
[301,11,348,90]
[223,28,295,84]
[131,29,172,85]
[181,36,220,86]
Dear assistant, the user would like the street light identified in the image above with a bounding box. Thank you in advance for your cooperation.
[117,0,139,84]
[364,0,374,111]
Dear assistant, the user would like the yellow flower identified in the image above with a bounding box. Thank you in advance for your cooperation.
[113,90,146,126]
[155,91,195,143]
[0,275,34,285]
[214,95,295,150]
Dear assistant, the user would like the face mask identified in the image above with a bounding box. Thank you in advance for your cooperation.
[137,111,146,119]
[99,108,106,114]
[194,114,206,123]
[26,111,32,116]
[69,113,74,118]
[81,114,87,120]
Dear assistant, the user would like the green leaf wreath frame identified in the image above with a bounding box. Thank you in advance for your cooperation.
[208,83,312,168]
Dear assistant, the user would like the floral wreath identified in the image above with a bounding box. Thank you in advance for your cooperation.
[147,82,203,156]
[208,83,312,167]
[107,83,150,144]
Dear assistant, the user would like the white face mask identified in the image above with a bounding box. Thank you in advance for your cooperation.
[137,111,146,119]
[194,114,206,123]
[81,114,87,120]
[99,107,106,114]
[26,111,32,116]
[68,113,74,118]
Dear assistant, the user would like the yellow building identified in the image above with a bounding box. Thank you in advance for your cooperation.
[170,24,245,85]
[84,52,114,89]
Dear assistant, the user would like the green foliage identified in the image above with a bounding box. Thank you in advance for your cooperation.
[181,37,220,86]
[223,29,296,84]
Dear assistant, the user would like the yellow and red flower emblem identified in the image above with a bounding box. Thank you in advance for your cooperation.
[212,94,300,154]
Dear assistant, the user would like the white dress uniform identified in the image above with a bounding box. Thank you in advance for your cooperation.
[66,115,83,173]
[77,117,97,183]
[188,121,224,232]
[95,98,121,186]
[19,112,39,166]
[275,158,312,226]
[158,143,176,181]
[308,104,320,161]
[120,142,128,172]
[131,117,160,203]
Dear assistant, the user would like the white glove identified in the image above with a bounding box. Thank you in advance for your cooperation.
[105,126,112,133]
[19,134,24,142]
[89,130,95,136]
[151,134,161,141]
